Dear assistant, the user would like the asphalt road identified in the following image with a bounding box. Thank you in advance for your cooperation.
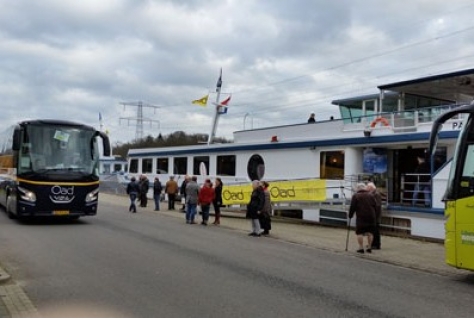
[0,200,473,317]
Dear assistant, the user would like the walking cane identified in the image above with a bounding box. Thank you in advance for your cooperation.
[342,185,351,251]
[345,216,351,251]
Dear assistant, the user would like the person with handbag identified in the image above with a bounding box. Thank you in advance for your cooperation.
[259,181,272,236]
[180,175,190,212]
[198,179,215,226]
[246,180,265,237]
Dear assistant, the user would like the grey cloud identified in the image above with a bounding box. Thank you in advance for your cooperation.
[0,0,474,144]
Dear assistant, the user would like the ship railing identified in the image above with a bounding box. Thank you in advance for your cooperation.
[400,173,432,207]
[342,103,467,131]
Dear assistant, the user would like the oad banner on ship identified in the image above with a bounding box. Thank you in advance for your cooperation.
[221,179,327,205]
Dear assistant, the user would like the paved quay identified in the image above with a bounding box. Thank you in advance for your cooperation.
[0,264,39,318]
[0,193,469,317]
[101,193,471,278]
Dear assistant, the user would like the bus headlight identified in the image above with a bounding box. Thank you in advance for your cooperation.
[85,188,99,203]
[18,186,36,203]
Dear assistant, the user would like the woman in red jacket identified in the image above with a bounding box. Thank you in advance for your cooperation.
[198,179,215,225]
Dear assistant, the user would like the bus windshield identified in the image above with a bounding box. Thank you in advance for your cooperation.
[18,125,98,175]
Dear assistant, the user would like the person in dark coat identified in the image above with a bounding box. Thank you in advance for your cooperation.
[126,176,140,213]
[180,175,190,211]
[153,177,162,211]
[212,178,223,225]
[349,183,377,253]
[259,181,272,236]
[139,175,149,207]
[367,182,382,250]
[246,180,265,237]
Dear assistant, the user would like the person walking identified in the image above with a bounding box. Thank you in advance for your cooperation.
[212,178,223,225]
[198,179,215,226]
[139,175,149,207]
[153,177,163,211]
[185,176,199,224]
[165,176,179,210]
[366,182,382,250]
[180,175,190,212]
[259,181,272,236]
[348,183,377,253]
[246,180,265,237]
[126,176,140,213]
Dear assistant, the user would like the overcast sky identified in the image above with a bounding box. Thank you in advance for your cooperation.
[1,0,474,145]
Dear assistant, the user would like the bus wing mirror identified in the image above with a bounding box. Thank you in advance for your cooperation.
[99,131,111,157]
[12,127,21,151]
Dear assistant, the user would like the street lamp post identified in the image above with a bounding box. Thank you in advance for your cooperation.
[243,113,253,130]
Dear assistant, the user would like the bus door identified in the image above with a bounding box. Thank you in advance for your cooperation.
[448,127,474,269]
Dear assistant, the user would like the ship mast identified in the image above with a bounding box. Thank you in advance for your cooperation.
[207,68,223,145]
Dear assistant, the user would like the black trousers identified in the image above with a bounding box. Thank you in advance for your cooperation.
[140,193,147,207]
[168,193,176,210]
[372,223,381,248]
[259,213,271,232]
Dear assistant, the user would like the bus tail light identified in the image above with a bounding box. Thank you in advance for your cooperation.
[85,188,99,203]
[18,186,36,203]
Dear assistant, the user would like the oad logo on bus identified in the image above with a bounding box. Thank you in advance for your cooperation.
[50,185,75,204]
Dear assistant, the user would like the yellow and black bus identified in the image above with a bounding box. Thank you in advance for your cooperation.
[0,119,110,219]
[430,104,474,270]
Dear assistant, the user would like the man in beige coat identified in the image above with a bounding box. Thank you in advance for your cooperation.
[165,176,179,210]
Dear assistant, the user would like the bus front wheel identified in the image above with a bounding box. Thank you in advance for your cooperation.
[6,196,16,219]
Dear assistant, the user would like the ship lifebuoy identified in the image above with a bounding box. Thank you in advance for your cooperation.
[370,117,390,128]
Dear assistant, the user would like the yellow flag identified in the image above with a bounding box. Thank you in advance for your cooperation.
[192,94,209,107]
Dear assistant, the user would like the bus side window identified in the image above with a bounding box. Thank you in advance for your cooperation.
[459,144,474,198]
[461,144,474,178]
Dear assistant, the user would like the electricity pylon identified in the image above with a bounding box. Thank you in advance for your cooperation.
[119,101,160,141]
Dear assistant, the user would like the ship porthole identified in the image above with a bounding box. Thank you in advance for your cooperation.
[247,154,265,181]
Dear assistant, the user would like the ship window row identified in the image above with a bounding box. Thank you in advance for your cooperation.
[129,155,237,176]
[128,152,345,181]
